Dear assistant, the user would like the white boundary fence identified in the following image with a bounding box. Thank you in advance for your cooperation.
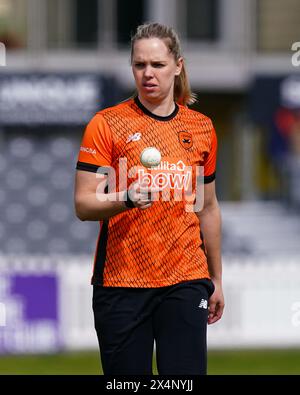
[209,256,300,348]
[0,255,300,353]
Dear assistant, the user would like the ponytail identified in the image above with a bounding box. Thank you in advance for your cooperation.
[174,63,197,106]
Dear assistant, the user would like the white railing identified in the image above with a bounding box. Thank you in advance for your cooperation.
[208,256,300,348]
[0,255,300,353]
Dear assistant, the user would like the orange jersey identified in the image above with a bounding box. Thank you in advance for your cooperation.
[77,97,217,288]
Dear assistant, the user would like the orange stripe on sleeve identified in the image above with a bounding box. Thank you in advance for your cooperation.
[78,113,113,167]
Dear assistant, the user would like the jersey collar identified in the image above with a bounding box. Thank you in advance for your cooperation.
[134,96,179,122]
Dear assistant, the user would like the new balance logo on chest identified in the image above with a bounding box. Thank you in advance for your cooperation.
[126,132,142,143]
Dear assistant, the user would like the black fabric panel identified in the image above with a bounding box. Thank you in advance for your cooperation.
[92,221,109,285]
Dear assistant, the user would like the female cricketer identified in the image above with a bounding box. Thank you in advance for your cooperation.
[74,22,224,375]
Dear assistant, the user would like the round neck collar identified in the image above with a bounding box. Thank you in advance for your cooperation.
[134,96,179,122]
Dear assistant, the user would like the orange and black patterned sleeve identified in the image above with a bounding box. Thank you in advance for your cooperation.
[76,113,113,172]
[203,126,217,183]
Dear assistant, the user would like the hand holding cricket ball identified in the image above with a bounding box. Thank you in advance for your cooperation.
[126,147,161,210]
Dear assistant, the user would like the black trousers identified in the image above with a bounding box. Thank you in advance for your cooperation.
[92,278,214,375]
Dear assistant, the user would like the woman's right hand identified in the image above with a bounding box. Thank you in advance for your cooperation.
[127,180,160,210]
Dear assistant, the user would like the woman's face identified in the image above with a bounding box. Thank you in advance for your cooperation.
[132,38,182,104]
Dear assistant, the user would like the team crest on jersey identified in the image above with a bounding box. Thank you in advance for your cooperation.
[178,131,193,149]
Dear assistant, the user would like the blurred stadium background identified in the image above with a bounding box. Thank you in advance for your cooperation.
[0,0,300,375]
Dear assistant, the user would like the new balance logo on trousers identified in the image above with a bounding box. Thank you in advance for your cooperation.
[198,299,208,309]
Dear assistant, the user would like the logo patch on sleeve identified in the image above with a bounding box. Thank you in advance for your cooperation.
[80,146,96,154]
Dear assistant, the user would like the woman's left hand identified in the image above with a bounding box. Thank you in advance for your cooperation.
[208,280,225,325]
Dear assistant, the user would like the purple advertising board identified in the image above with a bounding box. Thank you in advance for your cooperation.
[0,273,61,354]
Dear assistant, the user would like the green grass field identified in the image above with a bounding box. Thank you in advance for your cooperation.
[0,349,300,375]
